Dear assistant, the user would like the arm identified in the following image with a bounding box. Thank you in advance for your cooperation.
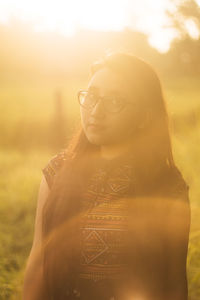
[22,175,50,300]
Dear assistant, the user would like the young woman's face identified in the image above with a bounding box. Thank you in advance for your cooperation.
[80,67,141,147]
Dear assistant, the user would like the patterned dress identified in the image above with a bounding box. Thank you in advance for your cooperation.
[42,151,136,299]
[42,151,190,300]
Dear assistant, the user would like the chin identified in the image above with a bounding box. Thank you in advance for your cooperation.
[86,133,110,146]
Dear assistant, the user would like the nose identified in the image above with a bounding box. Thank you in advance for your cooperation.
[90,98,105,119]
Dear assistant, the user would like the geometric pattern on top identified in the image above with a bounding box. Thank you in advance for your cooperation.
[82,230,109,264]
[42,150,67,189]
[79,158,134,282]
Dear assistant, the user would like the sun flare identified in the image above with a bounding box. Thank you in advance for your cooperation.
[0,0,199,52]
[0,0,127,35]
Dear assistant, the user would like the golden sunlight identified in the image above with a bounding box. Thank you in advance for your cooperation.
[185,18,200,40]
[0,0,196,53]
[0,0,127,35]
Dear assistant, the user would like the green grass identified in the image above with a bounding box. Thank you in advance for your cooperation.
[0,76,200,299]
[0,150,51,299]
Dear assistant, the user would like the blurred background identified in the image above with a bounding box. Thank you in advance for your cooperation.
[0,0,199,299]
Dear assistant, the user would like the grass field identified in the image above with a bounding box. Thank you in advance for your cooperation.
[0,75,199,299]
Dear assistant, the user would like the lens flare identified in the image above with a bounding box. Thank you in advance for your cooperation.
[0,0,178,52]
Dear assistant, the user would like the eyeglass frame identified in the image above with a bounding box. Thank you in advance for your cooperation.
[77,89,135,113]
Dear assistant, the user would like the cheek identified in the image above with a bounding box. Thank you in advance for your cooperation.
[80,108,88,131]
[111,109,138,136]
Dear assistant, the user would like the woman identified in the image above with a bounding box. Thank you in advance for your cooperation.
[23,52,190,300]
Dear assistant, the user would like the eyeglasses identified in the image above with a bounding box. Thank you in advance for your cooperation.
[77,89,133,113]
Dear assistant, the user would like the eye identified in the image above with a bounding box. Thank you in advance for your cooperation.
[110,97,123,106]
[83,93,97,107]
[88,93,96,99]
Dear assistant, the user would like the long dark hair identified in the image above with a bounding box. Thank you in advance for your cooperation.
[41,52,188,299]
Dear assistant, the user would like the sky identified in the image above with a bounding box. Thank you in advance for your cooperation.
[0,0,199,53]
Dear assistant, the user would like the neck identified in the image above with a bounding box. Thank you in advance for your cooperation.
[100,140,134,160]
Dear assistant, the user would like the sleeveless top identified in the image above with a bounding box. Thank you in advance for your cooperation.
[42,151,190,299]
[42,151,136,298]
